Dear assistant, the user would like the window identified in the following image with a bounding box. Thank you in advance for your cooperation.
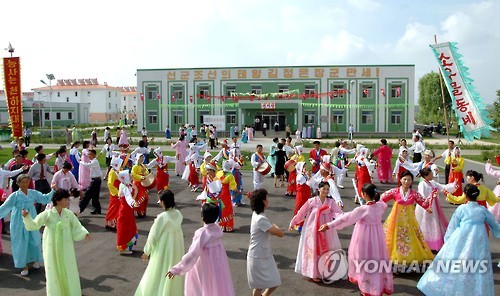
[226,110,236,124]
[66,97,69,103]
[278,85,289,93]
[57,92,60,97]
[226,86,236,97]
[108,103,111,109]
[68,112,73,120]
[87,91,91,97]
[361,111,373,124]
[75,91,78,97]
[332,111,344,124]
[361,85,374,98]
[199,86,209,98]
[146,85,158,100]
[391,85,402,98]
[251,85,262,95]
[108,92,111,98]
[391,110,402,124]
[332,84,346,98]
[45,112,50,120]
[173,86,183,101]
[123,97,126,101]
[148,111,158,124]
[199,110,210,125]
[304,85,316,95]
[304,111,316,124]
[173,110,183,124]
[56,112,61,120]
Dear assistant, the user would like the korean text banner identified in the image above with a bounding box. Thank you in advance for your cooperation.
[429,42,494,141]
[3,57,23,137]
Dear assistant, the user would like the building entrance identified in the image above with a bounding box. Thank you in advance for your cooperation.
[254,111,286,131]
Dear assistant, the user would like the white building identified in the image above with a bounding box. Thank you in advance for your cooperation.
[32,78,122,123]
[119,86,138,123]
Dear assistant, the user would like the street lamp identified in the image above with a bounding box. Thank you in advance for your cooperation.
[40,74,55,138]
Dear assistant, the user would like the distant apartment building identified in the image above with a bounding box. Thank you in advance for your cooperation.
[32,78,121,124]
[119,86,138,123]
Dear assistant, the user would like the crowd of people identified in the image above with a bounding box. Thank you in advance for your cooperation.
[0,126,499,296]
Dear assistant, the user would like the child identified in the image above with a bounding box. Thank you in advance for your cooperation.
[290,181,344,283]
[22,189,90,295]
[136,190,184,296]
[247,189,283,296]
[417,184,500,296]
[167,202,235,296]
[319,184,394,296]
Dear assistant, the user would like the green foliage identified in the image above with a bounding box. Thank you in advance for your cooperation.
[416,71,452,124]
[488,90,500,129]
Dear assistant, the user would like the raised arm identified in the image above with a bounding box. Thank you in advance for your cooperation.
[289,200,311,229]
[23,209,49,231]
[169,230,203,276]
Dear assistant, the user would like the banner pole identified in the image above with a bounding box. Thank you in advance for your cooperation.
[434,35,451,142]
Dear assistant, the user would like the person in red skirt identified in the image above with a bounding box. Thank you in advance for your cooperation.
[286,161,297,197]
[131,154,150,218]
[293,162,313,232]
[216,160,238,232]
[116,170,139,255]
[187,153,201,192]
[105,157,124,230]
[354,147,375,205]
[149,147,177,196]
[392,148,409,186]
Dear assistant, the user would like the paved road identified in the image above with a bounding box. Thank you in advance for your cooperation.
[1,168,499,295]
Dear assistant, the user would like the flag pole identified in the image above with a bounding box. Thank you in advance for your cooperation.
[434,35,451,142]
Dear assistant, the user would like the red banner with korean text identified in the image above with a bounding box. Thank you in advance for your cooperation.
[3,57,23,137]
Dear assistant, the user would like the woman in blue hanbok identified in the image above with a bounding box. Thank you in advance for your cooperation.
[69,141,81,181]
[0,174,54,276]
[417,184,500,296]
[241,127,248,143]
[266,138,278,176]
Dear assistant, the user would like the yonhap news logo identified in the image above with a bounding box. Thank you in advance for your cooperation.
[318,249,348,284]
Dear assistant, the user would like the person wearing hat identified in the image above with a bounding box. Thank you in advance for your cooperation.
[216,160,238,232]
[116,170,139,255]
[311,161,343,208]
[292,162,313,232]
[213,139,230,163]
[200,151,217,189]
[354,148,375,204]
[131,154,150,217]
[148,147,177,195]
[308,141,327,174]
[105,157,124,230]
[185,150,201,192]
[118,143,133,172]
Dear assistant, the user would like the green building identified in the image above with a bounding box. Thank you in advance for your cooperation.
[136,65,414,135]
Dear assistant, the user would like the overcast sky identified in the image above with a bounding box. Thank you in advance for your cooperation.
[2,0,498,104]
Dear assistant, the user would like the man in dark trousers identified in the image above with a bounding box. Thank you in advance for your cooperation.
[79,149,103,214]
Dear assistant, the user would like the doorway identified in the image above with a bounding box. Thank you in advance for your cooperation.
[255,112,286,131]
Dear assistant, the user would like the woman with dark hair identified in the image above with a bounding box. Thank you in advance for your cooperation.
[446,147,464,197]
[247,189,284,296]
[69,141,81,181]
[416,167,458,251]
[320,183,393,296]
[22,189,89,295]
[447,170,499,209]
[289,182,344,283]
[381,171,434,267]
[372,139,393,184]
[0,174,53,276]
[167,202,235,295]
[171,135,188,177]
[136,190,184,295]
[418,184,500,296]
[51,161,80,214]
[54,146,71,173]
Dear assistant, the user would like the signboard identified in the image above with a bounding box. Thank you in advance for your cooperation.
[203,115,226,131]
[261,102,276,110]
[3,57,23,137]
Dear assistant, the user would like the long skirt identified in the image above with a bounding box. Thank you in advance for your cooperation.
[133,181,149,217]
[105,194,120,229]
[116,197,138,251]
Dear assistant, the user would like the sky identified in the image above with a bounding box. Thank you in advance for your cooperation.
[2,0,499,104]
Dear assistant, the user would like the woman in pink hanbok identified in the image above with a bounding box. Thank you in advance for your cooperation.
[485,160,500,222]
[289,181,345,282]
[416,168,457,251]
[167,202,235,296]
[118,126,129,147]
[171,135,188,177]
[78,141,91,191]
[372,139,393,184]
[319,183,394,296]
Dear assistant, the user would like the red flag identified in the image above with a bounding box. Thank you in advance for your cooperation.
[171,95,175,102]
[189,95,193,102]
[157,94,161,100]
[396,87,401,97]
[380,89,385,97]
[363,89,369,95]
[140,93,144,101]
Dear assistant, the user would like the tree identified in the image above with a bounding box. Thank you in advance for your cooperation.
[488,90,500,129]
[416,71,452,124]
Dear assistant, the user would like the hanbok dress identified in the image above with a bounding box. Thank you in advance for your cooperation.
[289,196,344,281]
[241,129,248,143]
[118,129,129,146]
[116,184,138,251]
[135,209,185,296]
[381,187,434,265]
[148,156,177,194]
[372,144,393,183]
[131,163,150,217]
[216,170,236,232]
[416,179,456,251]
[105,169,121,229]
[446,155,464,197]
[485,162,500,222]
[171,139,188,176]
[392,154,409,186]
[248,127,254,141]
[266,142,277,176]
[69,147,80,181]
[326,201,394,296]
[170,223,235,296]
[0,189,53,268]
[23,208,89,296]
[286,169,297,196]
[417,202,500,296]
[78,148,91,190]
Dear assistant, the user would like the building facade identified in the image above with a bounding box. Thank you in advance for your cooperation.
[32,78,122,123]
[136,65,415,135]
[0,90,89,127]
[119,86,138,123]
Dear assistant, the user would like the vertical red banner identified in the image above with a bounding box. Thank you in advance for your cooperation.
[3,57,23,137]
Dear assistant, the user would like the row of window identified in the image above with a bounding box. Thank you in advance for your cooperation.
[56,91,117,98]
[44,112,73,120]
[146,110,403,125]
[144,84,404,101]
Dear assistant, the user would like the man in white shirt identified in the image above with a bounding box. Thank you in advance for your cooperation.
[409,135,425,163]
[348,124,354,142]
[432,140,455,183]
[79,149,103,214]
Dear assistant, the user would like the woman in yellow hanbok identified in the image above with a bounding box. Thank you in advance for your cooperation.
[215,160,238,232]
[131,154,150,217]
